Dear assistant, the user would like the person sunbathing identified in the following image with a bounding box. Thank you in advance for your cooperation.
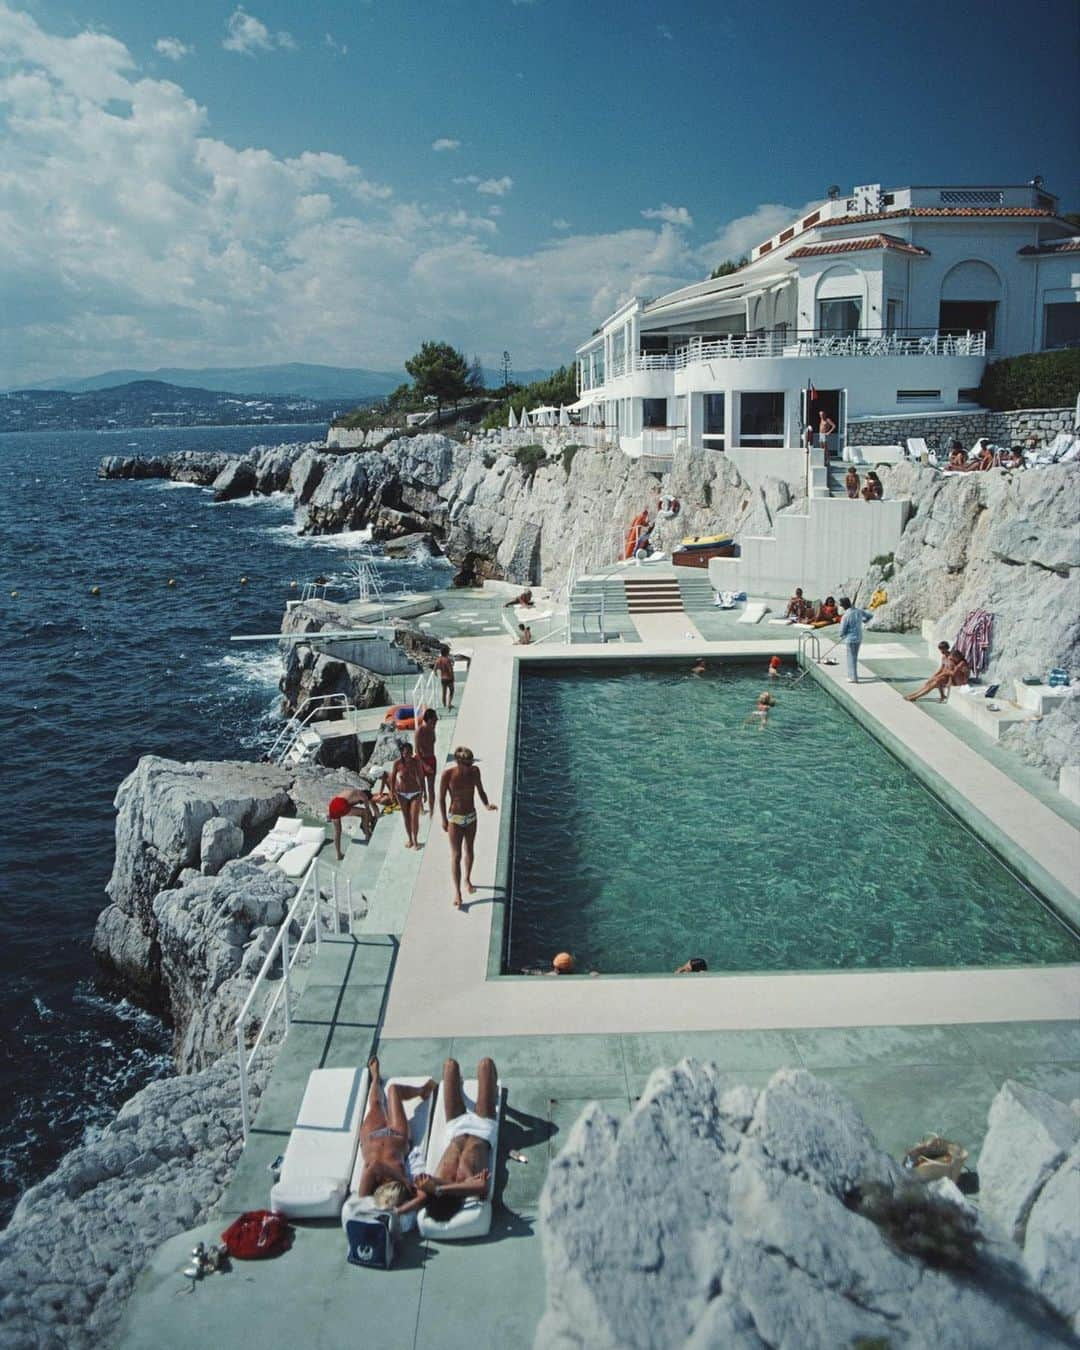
[353,1057,436,1219]
[845,467,861,499]
[503,589,534,608]
[948,446,968,470]
[905,642,954,702]
[784,587,812,621]
[413,1057,498,1222]
[811,596,840,626]
[974,439,996,471]
[948,647,971,692]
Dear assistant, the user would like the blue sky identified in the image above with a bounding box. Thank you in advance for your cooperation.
[1,0,1077,385]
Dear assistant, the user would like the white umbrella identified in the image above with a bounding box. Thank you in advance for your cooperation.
[559,405,571,427]
[508,406,517,429]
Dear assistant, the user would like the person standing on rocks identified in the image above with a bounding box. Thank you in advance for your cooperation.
[414,707,439,815]
[435,645,456,709]
[390,743,426,849]
[440,746,496,908]
[328,786,376,860]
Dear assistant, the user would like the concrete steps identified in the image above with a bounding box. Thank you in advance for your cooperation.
[675,574,715,612]
[623,577,683,613]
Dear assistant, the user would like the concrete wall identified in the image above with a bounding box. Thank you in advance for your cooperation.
[709,496,910,599]
[847,404,1077,449]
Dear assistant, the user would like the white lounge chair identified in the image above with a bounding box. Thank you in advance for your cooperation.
[341,1076,435,1235]
[417,1079,503,1241]
[247,815,303,864]
[277,825,327,877]
[1032,433,1078,465]
[738,602,769,625]
[270,1066,368,1219]
[906,437,931,463]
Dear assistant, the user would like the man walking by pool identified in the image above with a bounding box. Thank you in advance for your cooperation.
[440,746,496,908]
[414,707,439,814]
[390,742,426,849]
[838,596,874,684]
[435,645,456,709]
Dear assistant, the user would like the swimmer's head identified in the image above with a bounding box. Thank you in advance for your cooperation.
[769,655,782,668]
[553,952,575,974]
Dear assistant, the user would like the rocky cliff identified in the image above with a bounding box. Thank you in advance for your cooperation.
[538,1062,1080,1348]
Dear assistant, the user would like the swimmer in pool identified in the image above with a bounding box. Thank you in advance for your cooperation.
[691,658,707,676]
[440,746,496,908]
[768,655,782,679]
[743,690,775,731]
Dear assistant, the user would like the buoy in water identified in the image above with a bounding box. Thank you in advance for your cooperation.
[290,580,298,589]
[90,585,101,596]
[167,578,176,587]
[239,576,248,585]
[10,590,18,598]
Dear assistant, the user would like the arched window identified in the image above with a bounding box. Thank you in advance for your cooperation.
[815,264,865,335]
[939,261,1002,347]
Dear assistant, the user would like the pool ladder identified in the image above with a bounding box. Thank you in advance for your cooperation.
[797,631,821,665]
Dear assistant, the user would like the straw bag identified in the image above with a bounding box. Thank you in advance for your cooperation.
[902,1135,968,1183]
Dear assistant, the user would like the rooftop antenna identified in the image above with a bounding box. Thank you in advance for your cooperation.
[1030,174,1044,188]
[827,185,840,199]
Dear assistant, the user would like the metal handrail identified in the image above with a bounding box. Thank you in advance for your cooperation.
[267,693,355,765]
[798,631,822,663]
[235,856,354,1139]
[409,666,439,719]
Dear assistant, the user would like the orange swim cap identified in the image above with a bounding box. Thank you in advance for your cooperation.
[769,655,782,667]
[553,952,575,974]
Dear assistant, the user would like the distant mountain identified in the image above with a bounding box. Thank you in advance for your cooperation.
[1,378,371,433]
[17,362,404,400]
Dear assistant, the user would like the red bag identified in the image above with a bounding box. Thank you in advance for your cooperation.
[220,1209,291,1260]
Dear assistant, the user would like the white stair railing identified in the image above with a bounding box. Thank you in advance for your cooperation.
[235,856,353,1139]
[267,693,355,765]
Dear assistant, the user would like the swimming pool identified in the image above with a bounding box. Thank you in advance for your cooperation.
[504,661,1080,975]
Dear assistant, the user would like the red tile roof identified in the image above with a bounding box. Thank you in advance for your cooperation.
[788,234,930,260]
[1017,237,1080,256]
[820,206,1055,226]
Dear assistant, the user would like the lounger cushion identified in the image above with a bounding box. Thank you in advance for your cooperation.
[418,1080,503,1242]
[277,826,327,877]
[738,603,768,625]
[270,1067,368,1219]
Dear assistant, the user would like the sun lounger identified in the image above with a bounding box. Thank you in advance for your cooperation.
[247,815,303,863]
[341,1076,435,1235]
[277,825,327,877]
[417,1079,503,1241]
[738,602,769,625]
[906,437,931,462]
[270,1066,368,1219]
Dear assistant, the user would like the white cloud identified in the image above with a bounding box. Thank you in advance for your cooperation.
[453,174,513,196]
[697,200,820,267]
[324,33,348,56]
[431,137,460,152]
[0,5,777,386]
[641,203,693,228]
[552,217,571,231]
[154,37,191,62]
[223,9,294,56]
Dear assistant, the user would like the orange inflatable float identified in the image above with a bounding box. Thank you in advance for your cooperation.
[383,704,418,731]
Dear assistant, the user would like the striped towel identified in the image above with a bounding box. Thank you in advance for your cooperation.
[954,609,993,675]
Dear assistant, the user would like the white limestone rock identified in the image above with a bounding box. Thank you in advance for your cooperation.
[537,1062,1072,1350]
[199,815,244,875]
[1022,1141,1080,1333]
[251,440,312,493]
[288,447,327,502]
[978,1079,1080,1244]
[211,456,256,501]
[0,1049,273,1350]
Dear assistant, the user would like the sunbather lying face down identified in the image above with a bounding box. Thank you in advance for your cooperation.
[413,1057,498,1222]
[355,1057,436,1218]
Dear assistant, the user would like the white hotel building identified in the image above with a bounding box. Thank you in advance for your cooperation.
[574,181,1079,487]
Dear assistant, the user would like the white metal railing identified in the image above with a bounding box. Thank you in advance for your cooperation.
[610,329,988,375]
[409,665,439,719]
[798,630,822,664]
[235,856,353,1139]
[267,693,355,765]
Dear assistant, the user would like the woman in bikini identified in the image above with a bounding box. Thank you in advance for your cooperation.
[390,742,426,849]
[354,1057,436,1219]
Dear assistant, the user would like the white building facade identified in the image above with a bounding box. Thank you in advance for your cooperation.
[575,181,1079,486]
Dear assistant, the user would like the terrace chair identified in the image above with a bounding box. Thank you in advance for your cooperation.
[276,825,328,878]
[341,1076,435,1238]
[270,1066,369,1219]
[417,1078,504,1241]
[247,815,303,864]
[1031,433,1078,465]
[905,437,931,463]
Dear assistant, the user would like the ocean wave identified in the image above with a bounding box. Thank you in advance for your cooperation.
[211,648,283,690]
[213,490,294,509]
[72,986,168,1034]
[150,480,206,491]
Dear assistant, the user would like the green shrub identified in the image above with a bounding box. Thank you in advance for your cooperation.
[978,348,1080,411]
[562,444,582,476]
[514,444,546,481]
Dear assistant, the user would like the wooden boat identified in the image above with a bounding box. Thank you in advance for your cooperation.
[673,541,737,568]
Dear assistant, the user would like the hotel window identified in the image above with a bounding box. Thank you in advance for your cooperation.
[939,301,997,347]
[818,298,861,335]
[642,398,667,428]
[593,349,605,384]
[739,392,784,446]
[1043,302,1080,350]
[886,299,903,332]
[703,393,725,450]
[611,329,625,375]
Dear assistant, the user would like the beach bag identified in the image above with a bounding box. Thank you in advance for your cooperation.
[346,1213,396,1269]
[902,1136,968,1184]
[220,1209,290,1260]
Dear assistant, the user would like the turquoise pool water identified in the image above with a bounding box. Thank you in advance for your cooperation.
[505,662,1080,975]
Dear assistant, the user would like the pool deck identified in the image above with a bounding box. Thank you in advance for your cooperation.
[114,597,1079,1350]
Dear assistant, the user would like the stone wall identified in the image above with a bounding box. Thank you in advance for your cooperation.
[847,405,1076,450]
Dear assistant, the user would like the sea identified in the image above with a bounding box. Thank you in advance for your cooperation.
[0,424,450,1225]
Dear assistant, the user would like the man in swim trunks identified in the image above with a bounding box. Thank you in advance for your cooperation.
[503,589,534,608]
[413,1057,498,1222]
[328,785,376,861]
[390,742,426,849]
[414,707,439,814]
[354,1056,436,1219]
[435,645,456,709]
[439,746,496,908]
